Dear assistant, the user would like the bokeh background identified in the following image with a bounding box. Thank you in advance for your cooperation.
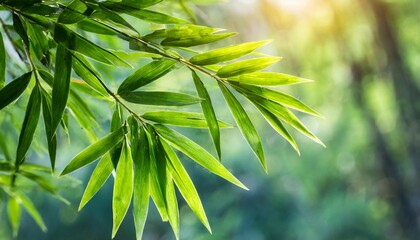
[1,0,420,239]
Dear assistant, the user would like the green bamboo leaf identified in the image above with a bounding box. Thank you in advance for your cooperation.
[0,72,32,110]
[72,53,110,98]
[79,154,113,210]
[0,32,5,89]
[217,57,281,78]
[192,71,221,159]
[68,90,99,141]
[189,40,270,65]
[132,126,150,240]
[253,103,300,154]
[232,84,320,116]
[161,32,236,47]
[120,91,202,106]
[166,174,180,239]
[112,140,134,238]
[143,25,216,41]
[155,124,247,190]
[218,83,266,171]
[118,60,176,93]
[41,89,57,169]
[142,111,231,128]
[16,86,41,165]
[230,72,312,86]
[146,127,169,221]
[119,9,188,24]
[7,197,21,237]
[77,19,117,35]
[251,96,324,146]
[161,140,211,233]
[117,0,163,9]
[13,13,29,48]
[16,192,47,232]
[61,127,126,175]
[58,0,91,24]
[0,161,12,172]
[52,44,72,134]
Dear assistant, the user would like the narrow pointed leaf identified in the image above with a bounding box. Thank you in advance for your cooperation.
[218,83,266,171]
[16,86,41,165]
[121,9,188,24]
[61,127,126,175]
[189,40,270,65]
[142,111,231,128]
[16,192,47,232]
[118,60,176,93]
[166,175,180,239]
[161,32,236,47]
[0,32,5,89]
[79,154,113,210]
[120,91,201,106]
[132,127,150,240]
[52,44,72,134]
[253,103,299,154]
[0,72,32,110]
[192,72,222,159]
[217,57,281,78]
[161,140,211,233]
[112,140,134,238]
[230,72,312,86]
[13,14,29,48]
[155,125,247,190]
[58,0,91,24]
[8,197,21,237]
[41,89,57,169]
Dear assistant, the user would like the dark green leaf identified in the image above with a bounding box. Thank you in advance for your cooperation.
[155,125,247,189]
[230,72,312,86]
[217,57,280,78]
[0,32,5,89]
[41,89,57,169]
[79,154,113,210]
[120,91,202,106]
[61,127,126,175]
[161,140,211,233]
[0,72,32,110]
[77,19,117,35]
[142,111,231,128]
[162,32,236,47]
[218,82,266,171]
[52,44,72,134]
[118,0,163,9]
[112,140,134,238]
[58,0,91,24]
[13,13,29,48]
[0,161,12,172]
[16,86,41,165]
[192,71,221,159]
[118,60,176,93]
[189,40,269,65]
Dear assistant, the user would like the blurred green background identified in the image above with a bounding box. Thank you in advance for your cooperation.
[2,0,420,239]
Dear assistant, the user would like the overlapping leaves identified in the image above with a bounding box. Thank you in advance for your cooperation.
[0,0,322,239]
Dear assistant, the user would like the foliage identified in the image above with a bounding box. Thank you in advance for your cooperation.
[0,0,321,239]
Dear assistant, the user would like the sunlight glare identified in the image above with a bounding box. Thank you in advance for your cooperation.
[269,0,313,13]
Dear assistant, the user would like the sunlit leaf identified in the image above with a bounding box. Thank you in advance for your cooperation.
[118,60,176,93]
[79,154,113,210]
[120,91,202,106]
[116,8,188,24]
[166,173,180,239]
[192,71,221,159]
[155,124,247,189]
[142,111,231,128]
[217,57,281,78]
[189,40,269,65]
[218,82,266,171]
[0,32,5,89]
[16,86,41,165]
[7,197,21,237]
[162,32,236,47]
[229,72,312,86]
[0,72,32,110]
[61,127,126,175]
[16,192,47,232]
[112,140,134,238]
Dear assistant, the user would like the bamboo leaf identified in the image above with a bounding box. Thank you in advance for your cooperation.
[113,0,163,9]
[0,72,32,110]
[132,126,150,240]
[77,19,117,35]
[13,13,29,48]
[58,0,91,24]
[41,89,57,169]
[161,140,211,233]
[16,192,47,232]
[112,140,134,238]
[7,197,21,237]
[253,103,300,154]
[230,72,312,86]
[161,32,236,47]
[52,44,72,134]
[118,60,176,93]
[0,32,5,89]
[217,57,281,78]
[155,124,247,190]
[120,91,202,106]
[189,40,270,65]
[16,86,41,165]
[118,9,188,24]
[192,71,221,159]
[142,111,231,128]
[79,154,113,210]
[166,174,180,239]
[61,127,126,175]
[218,83,266,171]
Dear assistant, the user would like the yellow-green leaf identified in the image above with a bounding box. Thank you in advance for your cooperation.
[0,31,5,89]
[142,111,231,128]
[217,57,281,78]
[120,91,202,106]
[230,72,312,86]
[7,197,21,237]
